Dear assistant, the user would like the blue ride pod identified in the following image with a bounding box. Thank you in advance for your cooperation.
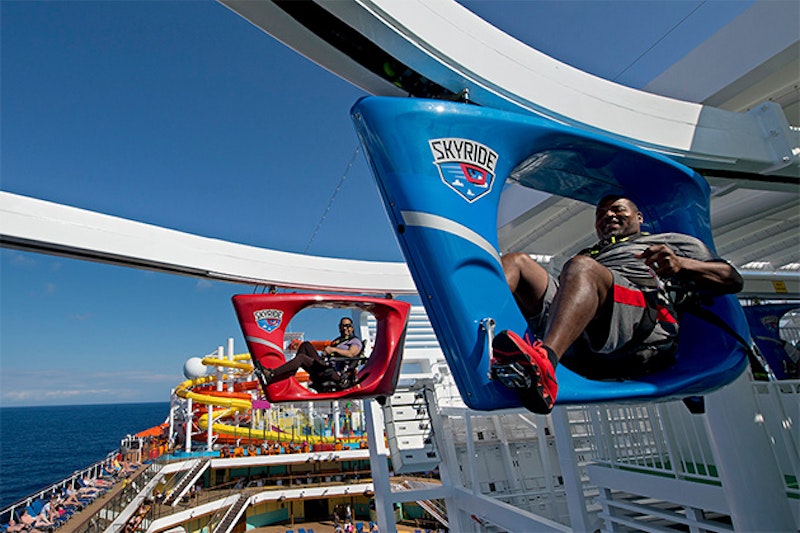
[352,96,748,410]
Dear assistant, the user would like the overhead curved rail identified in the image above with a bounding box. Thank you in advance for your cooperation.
[221,0,799,178]
[0,191,416,294]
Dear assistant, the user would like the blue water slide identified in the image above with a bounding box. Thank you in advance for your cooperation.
[352,96,749,411]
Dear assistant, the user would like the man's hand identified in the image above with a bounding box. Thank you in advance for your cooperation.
[636,244,743,294]
[636,244,682,278]
[288,339,302,351]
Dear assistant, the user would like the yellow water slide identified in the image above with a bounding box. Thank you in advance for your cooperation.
[174,354,335,444]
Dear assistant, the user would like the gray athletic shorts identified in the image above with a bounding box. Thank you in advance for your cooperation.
[526,272,678,378]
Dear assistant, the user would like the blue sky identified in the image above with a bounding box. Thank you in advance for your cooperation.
[1,0,754,406]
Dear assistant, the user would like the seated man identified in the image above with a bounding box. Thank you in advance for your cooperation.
[8,510,41,533]
[260,317,363,391]
[490,194,743,414]
[5,518,29,533]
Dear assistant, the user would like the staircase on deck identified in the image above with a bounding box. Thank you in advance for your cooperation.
[163,458,210,507]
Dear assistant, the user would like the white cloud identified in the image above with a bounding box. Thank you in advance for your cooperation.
[9,252,37,267]
[196,279,213,290]
[0,366,179,406]
[87,370,178,382]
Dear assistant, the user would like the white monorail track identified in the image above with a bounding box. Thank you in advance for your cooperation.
[221,0,799,180]
[0,192,415,295]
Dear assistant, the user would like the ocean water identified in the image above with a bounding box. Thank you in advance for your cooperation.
[0,402,170,509]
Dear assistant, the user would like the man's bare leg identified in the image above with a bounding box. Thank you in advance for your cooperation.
[543,255,614,358]
[501,252,551,318]
[492,255,613,413]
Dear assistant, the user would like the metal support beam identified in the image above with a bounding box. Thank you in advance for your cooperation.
[704,372,795,531]
[364,399,396,533]
[551,407,596,532]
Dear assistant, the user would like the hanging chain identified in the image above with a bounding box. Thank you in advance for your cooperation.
[304,146,361,254]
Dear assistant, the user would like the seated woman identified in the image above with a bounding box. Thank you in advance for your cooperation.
[80,476,110,494]
[61,488,86,509]
[42,496,63,524]
[261,317,363,391]
[31,508,54,530]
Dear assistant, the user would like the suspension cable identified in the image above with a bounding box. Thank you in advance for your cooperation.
[612,1,706,82]
[304,146,361,254]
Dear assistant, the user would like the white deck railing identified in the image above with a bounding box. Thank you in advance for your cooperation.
[752,380,799,501]
[570,379,799,531]
[575,380,799,495]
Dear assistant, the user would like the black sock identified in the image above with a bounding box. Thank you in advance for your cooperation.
[542,345,559,369]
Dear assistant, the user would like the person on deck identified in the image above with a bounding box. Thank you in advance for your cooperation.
[8,510,41,533]
[61,488,85,509]
[5,518,30,533]
[31,507,54,530]
[259,317,363,390]
[490,194,743,414]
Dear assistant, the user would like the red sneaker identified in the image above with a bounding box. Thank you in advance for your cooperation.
[490,330,558,414]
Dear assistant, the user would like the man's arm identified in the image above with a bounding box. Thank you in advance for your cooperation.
[637,244,743,294]
[324,340,362,357]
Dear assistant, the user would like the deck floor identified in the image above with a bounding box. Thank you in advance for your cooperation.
[250,522,422,533]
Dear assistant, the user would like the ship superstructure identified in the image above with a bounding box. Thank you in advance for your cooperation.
[3,305,796,532]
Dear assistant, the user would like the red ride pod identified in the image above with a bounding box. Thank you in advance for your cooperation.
[232,294,410,403]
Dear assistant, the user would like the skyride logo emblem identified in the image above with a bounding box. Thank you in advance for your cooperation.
[429,138,499,203]
[254,309,283,333]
